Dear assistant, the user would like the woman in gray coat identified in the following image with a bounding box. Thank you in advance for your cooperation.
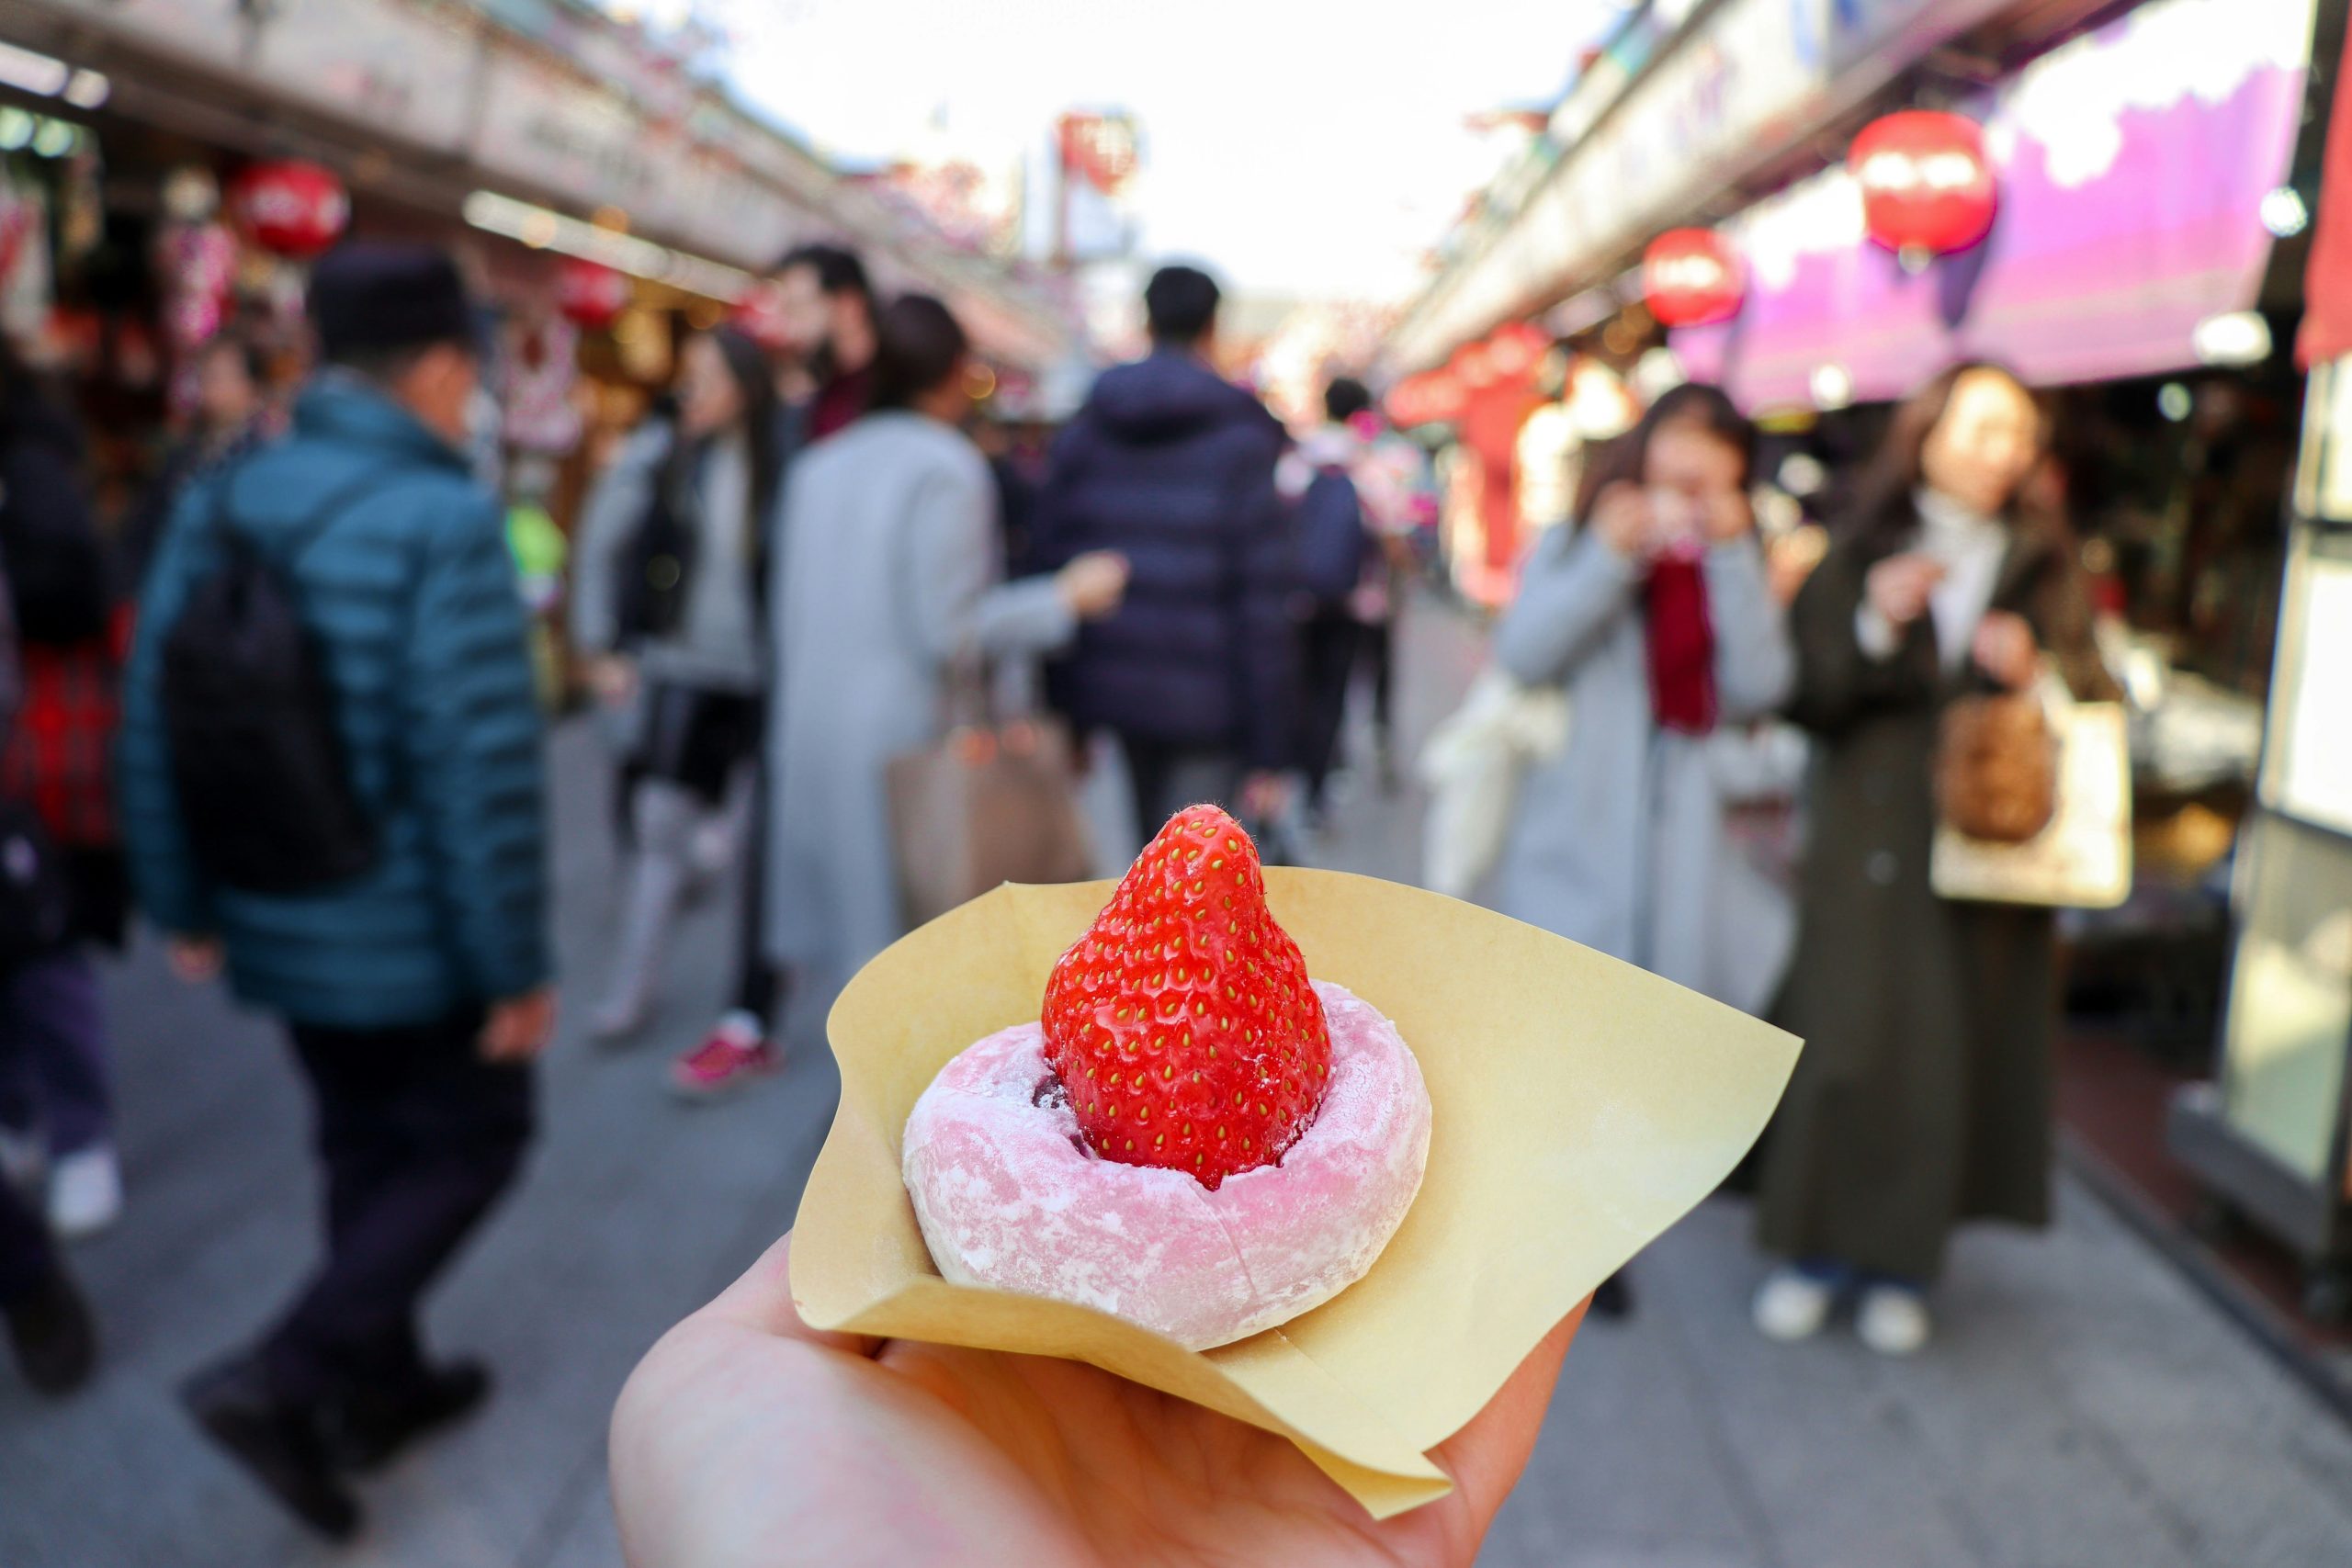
[767,296,1125,979]
[1494,383,1796,1010]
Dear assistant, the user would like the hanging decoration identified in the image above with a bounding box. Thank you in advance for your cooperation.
[1849,110,1998,260]
[557,258,629,330]
[227,160,349,258]
[1643,229,1745,327]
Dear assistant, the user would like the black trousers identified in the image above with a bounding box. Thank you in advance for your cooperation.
[730,757,782,1026]
[1299,612,1363,807]
[1121,737,1244,841]
[257,1009,535,1401]
[0,1175,55,1304]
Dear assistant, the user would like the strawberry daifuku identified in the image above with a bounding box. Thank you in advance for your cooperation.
[899,807,1432,1349]
[1041,805,1330,1189]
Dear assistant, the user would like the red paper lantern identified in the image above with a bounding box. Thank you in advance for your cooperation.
[557,259,629,330]
[1849,110,1997,258]
[228,160,348,258]
[1643,229,1744,327]
[1385,371,1464,428]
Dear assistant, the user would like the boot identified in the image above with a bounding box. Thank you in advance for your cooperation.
[181,1356,361,1541]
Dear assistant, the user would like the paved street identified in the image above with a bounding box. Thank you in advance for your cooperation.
[6,600,2352,1566]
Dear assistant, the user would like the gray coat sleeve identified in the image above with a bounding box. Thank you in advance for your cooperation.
[1492,525,1639,688]
[569,422,670,655]
[904,457,1075,665]
[1702,535,1796,721]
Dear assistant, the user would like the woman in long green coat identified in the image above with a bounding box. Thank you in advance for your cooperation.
[1756,363,2115,1356]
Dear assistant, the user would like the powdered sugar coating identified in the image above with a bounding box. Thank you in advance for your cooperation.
[901,980,1430,1349]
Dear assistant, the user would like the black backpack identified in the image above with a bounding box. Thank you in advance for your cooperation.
[160,467,390,895]
[1295,464,1371,611]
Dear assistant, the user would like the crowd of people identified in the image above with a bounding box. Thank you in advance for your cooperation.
[0,225,2110,1557]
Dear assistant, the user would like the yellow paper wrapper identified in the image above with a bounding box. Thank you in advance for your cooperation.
[792,868,1801,1518]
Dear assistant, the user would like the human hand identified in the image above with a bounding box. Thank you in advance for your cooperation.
[166,936,225,985]
[1972,610,2041,691]
[1587,483,1654,560]
[1767,525,1829,607]
[611,1232,1584,1568]
[1056,551,1130,620]
[480,987,558,1063]
[1240,770,1295,822]
[586,654,639,707]
[1698,486,1754,546]
[1863,553,1945,627]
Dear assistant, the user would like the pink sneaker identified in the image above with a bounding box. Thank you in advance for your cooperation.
[669,1026,781,1100]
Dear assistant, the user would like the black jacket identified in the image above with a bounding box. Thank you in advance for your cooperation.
[1034,351,1295,766]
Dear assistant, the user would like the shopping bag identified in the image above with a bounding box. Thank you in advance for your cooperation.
[1416,667,1570,900]
[1932,685,2132,908]
[1934,689,2057,844]
[888,712,1094,929]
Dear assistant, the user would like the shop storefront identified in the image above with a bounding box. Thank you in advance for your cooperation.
[1385,0,2352,1375]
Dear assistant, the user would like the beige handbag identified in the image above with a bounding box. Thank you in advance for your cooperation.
[888,671,1094,929]
[1932,678,2132,908]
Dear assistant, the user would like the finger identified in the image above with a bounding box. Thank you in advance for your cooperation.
[703,1230,888,1359]
[1430,1303,1586,1524]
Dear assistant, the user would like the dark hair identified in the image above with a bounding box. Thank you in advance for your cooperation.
[309,242,473,369]
[870,294,969,412]
[1144,265,1221,346]
[1845,360,2048,547]
[696,325,784,528]
[775,243,872,302]
[1572,381,1757,522]
[1324,376,1373,424]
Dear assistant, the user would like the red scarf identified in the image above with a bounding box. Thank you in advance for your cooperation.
[1645,556,1716,733]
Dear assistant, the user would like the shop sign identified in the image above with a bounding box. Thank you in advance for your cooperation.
[37,0,250,71]
[1394,0,1826,369]
[1393,0,2033,371]
[1675,0,2318,409]
[248,0,481,156]
[467,51,804,272]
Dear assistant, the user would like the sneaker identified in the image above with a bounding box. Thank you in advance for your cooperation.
[181,1357,361,1540]
[1752,1266,1836,1342]
[47,1145,122,1240]
[3,1263,96,1396]
[0,1125,43,1196]
[669,1023,781,1100]
[1855,1285,1932,1357]
[328,1359,492,1473]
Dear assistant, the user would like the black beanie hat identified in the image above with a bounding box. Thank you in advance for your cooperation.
[308,242,474,363]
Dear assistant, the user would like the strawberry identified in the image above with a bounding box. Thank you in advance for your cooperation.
[1041,804,1331,1190]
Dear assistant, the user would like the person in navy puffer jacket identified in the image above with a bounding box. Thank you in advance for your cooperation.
[117,244,551,1540]
[1033,265,1298,837]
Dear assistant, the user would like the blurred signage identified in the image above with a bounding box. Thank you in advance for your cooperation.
[36,0,248,70]
[467,50,800,268]
[1675,0,2317,408]
[1396,0,2024,369]
[249,0,481,155]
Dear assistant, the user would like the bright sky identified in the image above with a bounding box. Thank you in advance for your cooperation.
[688,0,1624,303]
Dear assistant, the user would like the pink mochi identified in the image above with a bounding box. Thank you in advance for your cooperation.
[901,980,1431,1350]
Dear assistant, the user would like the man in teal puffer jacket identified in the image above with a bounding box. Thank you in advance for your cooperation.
[118,243,553,1540]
